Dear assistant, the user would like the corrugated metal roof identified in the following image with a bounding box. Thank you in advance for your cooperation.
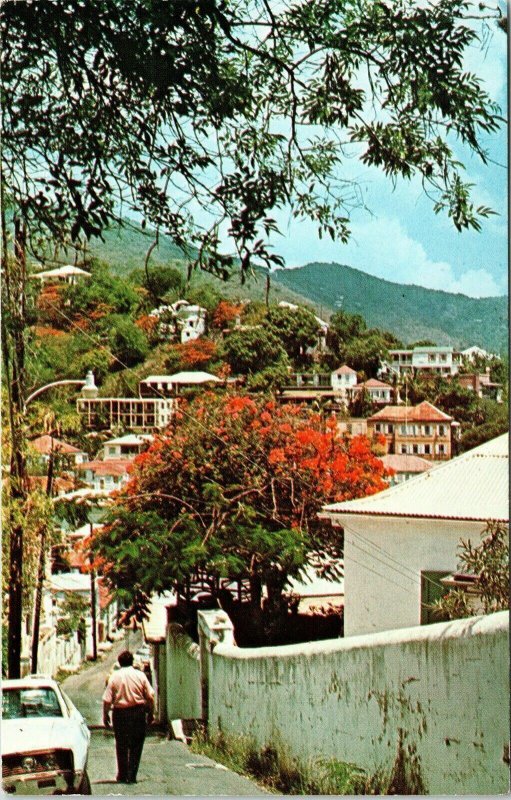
[322,434,508,522]
[104,434,149,446]
[167,371,221,383]
[379,453,433,473]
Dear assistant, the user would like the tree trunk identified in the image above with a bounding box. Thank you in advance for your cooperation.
[31,449,55,674]
[4,218,28,678]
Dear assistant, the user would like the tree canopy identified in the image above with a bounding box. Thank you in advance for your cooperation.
[2,0,502,280]
[90,392,389,639]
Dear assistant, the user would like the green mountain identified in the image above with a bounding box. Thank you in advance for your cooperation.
[271,262,508,354]
[86,223,507,354]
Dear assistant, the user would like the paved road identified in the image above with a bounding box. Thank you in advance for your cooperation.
[62,634,267,796]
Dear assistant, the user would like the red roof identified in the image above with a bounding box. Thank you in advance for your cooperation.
[30,435,83,455]
[332,365,357,375]
[28,475,75,493]
[76,459,132,477]
[363,379,392,389]
[368,401,453,423]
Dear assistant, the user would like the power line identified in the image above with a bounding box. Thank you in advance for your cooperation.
[39,294,460,599]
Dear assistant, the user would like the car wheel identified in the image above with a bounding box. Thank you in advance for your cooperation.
[77,771,91,795]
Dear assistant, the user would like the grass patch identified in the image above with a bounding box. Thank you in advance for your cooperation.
[190,727,366,794]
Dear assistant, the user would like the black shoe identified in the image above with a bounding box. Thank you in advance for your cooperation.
[127,779,137,784]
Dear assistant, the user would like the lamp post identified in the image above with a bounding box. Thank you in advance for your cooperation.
[24,370,98,409]
[8,372,98,677]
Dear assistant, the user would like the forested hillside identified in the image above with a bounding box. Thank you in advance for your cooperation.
[85,225,508,354]
[272,263,508,354]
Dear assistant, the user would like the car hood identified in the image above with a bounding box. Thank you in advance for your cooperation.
[2,717,88,757]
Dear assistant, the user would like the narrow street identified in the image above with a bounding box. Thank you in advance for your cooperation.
[62,634,267,796]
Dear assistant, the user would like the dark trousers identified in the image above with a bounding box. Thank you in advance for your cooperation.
[112,705,147,782]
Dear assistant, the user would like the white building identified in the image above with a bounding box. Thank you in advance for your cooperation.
[75,458,132,492]
[31,265,91,285]
[320,434,508,637]
[381,346,462,377]
[77,396,174,430]
[101,433,153,460]
[330,365,358,392]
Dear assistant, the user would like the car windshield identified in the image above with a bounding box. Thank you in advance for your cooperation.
[3,687,63,719]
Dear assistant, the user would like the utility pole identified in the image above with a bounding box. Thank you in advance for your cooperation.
[2,216,29,678]
[31,447,55,674]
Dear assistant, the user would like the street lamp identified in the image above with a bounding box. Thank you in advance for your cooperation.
[25,372,98,673]
[24,370,98,409]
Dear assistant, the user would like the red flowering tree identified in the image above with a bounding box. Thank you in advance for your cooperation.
[211,300,243,330]
[168,337,219,370]
[91,392,389,642]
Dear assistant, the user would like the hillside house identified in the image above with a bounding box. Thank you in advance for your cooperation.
[380,346,462,378]
[101,433,153,460]
[330,364,357,392]
[367,401,457,460]
[29,435,87,472]
[75,458,132,492]
[77,395,174,430]
[378,453,433,484]
[174,302,206,343]
[320,433,509,636]
[336,418,368,437]
[31,264,91,285]
[458,370,503,402]
[281,368,394,409]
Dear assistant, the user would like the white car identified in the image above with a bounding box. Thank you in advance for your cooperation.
[2,676,91,795]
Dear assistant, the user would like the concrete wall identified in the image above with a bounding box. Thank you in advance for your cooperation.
[341,516,483,637]
[37,629,82,677]
[165,623,201,722]
[207,612,509,795]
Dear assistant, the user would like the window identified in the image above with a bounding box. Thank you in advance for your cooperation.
[375,423,381,432]
[424,444,431,455]
[421,571,451,624]
[438,425,446,436]
[437,444,445,455]
[424,425,431,436]
[388,424,394,433]
[108,446,116,455]
[413,444,419,454]
[3,688,63,719]
[400,444,408,454]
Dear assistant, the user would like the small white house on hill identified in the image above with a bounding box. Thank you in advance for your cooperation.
[320,434,508,637]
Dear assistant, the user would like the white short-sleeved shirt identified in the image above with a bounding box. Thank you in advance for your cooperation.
[102,666,155,708]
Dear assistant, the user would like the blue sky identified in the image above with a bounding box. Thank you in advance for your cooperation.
[272,21,508,298]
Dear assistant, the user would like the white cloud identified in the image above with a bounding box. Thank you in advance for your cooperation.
[340,216,503,297]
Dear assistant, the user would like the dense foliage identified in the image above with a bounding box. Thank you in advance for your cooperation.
[91,392,389,636]
[273,263,508,355]
[2,0,502,280]
[430,522,509,619]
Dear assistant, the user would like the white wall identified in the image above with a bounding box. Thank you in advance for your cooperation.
[165,624,201,721]
[341,515,483,637]
[36,629,82,677]
[207,612,509,795]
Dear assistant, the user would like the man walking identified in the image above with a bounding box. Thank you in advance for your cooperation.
[102,650,155,784]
